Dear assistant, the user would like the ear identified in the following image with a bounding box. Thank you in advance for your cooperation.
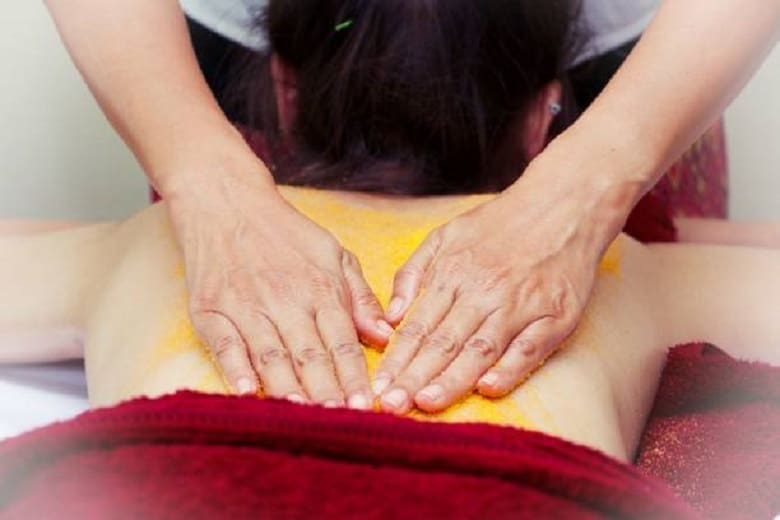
[521,80,562,159]
[270,54,299,136]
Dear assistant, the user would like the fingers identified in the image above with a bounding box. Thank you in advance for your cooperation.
[477,317,574,398]
[239,313,306,402]
[273,310,344,407]
[341,251,393,348]
[373,288,455,413]
[316,305,373,410]
[414,311,511,413]
[381,299,490,413]
[191,310,257,395]
[386,231,442,324]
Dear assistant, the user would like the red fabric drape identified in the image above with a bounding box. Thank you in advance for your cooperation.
[0,388,694,519]
[2,343,778,518]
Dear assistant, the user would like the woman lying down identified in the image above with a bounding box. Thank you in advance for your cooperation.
[1,188,779,464]
[1,2,780,515]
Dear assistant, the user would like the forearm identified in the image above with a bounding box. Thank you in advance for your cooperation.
[585,0,779,178]
[44,0,276,199]
[513,0,780,246]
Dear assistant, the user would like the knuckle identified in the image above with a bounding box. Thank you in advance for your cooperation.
[328,341,364,360]
[190,291,222,313]
[211,335,240,358]
[309,272,338,293]
[432,278,452,294]
[397,321,430,342]
[439,257,464,277]
[547,286,569,319]
[423,330,459,356]
[254,346,290,367]
[478,268,509,292]
[464,337,500,359]
[294,346,331,369]
[511,337,539,359]
[393,266,420,285]
[266,273,293,295]
[258,271,295,302]
[353,290,380,310]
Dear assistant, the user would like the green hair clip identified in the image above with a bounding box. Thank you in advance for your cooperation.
[334,19,354,32]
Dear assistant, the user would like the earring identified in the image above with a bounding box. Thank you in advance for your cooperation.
[549,102,562,116]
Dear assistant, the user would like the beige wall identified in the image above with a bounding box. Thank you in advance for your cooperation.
[726,46,780,220]
[0,1,146,219]
[0,2,777,220]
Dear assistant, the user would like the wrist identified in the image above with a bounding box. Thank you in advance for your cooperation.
[515,117,662,238]
[152,126,279,210]
[504,150,645,260]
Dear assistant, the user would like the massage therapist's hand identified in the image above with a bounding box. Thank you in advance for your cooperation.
[168,165,391,409]
[374,164,630,414]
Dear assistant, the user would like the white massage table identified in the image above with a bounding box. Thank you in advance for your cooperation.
[0,361,89,440]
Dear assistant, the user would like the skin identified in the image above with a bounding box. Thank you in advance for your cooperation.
[375,0,780,413]
[0,191,779,464]
[44,0,780,411]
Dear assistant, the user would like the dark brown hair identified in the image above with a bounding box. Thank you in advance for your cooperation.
[240,0,582,195]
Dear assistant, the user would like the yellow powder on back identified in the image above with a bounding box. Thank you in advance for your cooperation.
[599,239,621,276]
[142,292,230,393]
[147,189,595,431]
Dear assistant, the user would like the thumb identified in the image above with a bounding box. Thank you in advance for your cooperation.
[386,230,442,324]
[341,251,393,348]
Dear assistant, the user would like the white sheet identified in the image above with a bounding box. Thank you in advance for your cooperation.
[0,361,89,440]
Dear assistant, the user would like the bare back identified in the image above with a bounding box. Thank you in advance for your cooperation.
[3,187,778,462]
[84,189,672,461]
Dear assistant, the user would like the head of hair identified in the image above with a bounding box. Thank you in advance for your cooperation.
[240,0,583,195]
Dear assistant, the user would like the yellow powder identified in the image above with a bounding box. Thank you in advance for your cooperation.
[599,239,622,276]
[141,292,229,391]
[146,189,596,432]
[172,262,186,281]
[411,393,532,429]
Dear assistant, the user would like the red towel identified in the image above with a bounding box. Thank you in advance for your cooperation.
[624,192,679,243]
[0,395,693,518]
[2,343,775,518]
[636,343,780,519]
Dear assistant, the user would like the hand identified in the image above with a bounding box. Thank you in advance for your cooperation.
[373,173,621,414]
[168,168,392,409]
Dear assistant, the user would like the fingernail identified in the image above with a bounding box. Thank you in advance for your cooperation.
[372,373,392,396]
[236,378,255,395]
[376,320,395,338]
[286,393,306,404]
[417,384,444,403]
[347,393,370,410]
[479,372,499,388]
[382,388,408,410]
[323,400,342,408]
[387,297,405,319]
